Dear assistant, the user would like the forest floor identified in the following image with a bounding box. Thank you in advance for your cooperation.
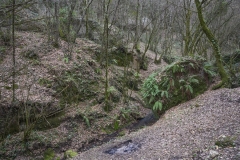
[73,87,240,160]
[0,31,239,160]
[0,31,163,159]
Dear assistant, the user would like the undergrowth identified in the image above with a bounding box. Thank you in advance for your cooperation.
[141,57,216,116]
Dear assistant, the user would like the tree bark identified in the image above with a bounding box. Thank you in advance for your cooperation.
[54,1,59,47]
[12,0,16,103]
[195,0,230,89]
[103,0,111,111]
[134,0,140,51]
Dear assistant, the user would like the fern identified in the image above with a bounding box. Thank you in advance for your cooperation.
[108,86,116,93]
[141,57,209,114]
[184,84,193,93]
[189,62,195,68]
[83,116,90,127]
[141,72,160,100]
[188,75,199,84]
[203,62,217,77]
[161,90,169,98]
[153,101,163,111]
[172,64,179,73]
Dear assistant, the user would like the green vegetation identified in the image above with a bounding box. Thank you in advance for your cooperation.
[195,0,230,89]
[96,46,133,67]
[38,78,52,88]
[54,69,98,106]
[64,149,78,159]
[4,84,19,90]
[215,136,236,148]
[21,49,39,60]
[222,50,240,88]
[44,148,55,160]
[0,46,6,63]
[59,7,77,42]
[141,57,216,115]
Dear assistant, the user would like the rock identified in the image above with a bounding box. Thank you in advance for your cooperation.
[209,150,219,158]
[234,152,240,160]
[104,140,140,155]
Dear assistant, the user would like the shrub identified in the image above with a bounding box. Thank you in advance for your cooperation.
[141,57,216,116]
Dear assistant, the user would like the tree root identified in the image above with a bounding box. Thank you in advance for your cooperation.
[212,80,231,90]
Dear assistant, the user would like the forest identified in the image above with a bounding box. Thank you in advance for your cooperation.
[0,0,240,159]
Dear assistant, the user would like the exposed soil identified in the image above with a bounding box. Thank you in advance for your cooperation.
[73,87,240,160]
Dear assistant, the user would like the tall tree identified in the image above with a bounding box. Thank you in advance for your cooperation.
[53,0,59,47]
[12,0,16,103]
[195,0,230,89]
[103,0,111,111]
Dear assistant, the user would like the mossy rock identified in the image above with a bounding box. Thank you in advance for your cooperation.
[96,46,133,67]
[163,55,177,64]
[64,150,78,159]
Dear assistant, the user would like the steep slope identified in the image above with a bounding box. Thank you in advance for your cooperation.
[0,31,165,159]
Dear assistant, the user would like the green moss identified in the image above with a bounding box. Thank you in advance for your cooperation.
[34,110,65,131]
[64,150,78,159]
[59,28,67,40]
[44,148,55,160]
[118,131,125,136]
[96,47,133,67]
[95,68,102,75]
[215,136,235,148]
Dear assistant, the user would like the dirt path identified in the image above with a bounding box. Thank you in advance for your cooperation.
[73,87,240,160]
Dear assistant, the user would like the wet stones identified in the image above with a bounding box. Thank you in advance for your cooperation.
[104,140,141,155]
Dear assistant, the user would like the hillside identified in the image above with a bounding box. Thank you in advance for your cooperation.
[0,31,164,159]
[73,87,240,160]
[0,31,239,160]
[1,0,240,159]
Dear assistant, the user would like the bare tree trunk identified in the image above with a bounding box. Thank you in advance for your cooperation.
[103,0,111,111]
[54,1,59,47]
[195,0,230,89]
[134,0,140,51]
[85,0,90,38]
[12,0,16,103]
[183,0,192,56]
